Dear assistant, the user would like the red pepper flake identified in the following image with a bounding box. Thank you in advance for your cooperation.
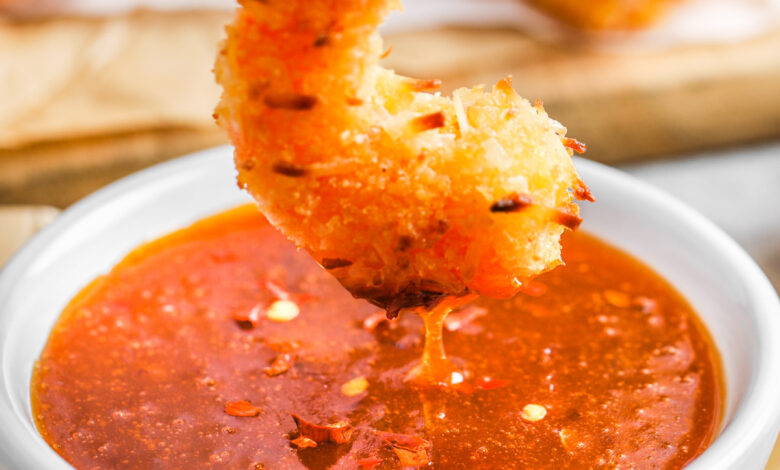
[604,289,632,308]
[490,192,533,213]
[444,305,487,332]
[552,208,582,230]
[321,258,353,269]
[238,159,255,171]
[378,431,432,467]
[357,456,382,469]
[380,45,393,59]
[291,414,353,444]
[518,281,548,297]
[533,98,544,110]
[272,161,309,177]
[574,178,595,202]
[346,96,364,106]
[225,400,261,417]
[232,304,265,327]
[264,93,317,110]
[410,111,445,132]
[246,84,264,101]
[408,78,441,92]
[264,353,294,377]
[396,235,414,252]
[474,377,511,391]
[562,137,587,154]
[312,33,329,47]
[290,436,317,449]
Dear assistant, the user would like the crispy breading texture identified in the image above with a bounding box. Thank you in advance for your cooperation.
[214,0,592,314]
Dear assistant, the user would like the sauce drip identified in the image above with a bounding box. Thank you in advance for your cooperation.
[406,295,477,387]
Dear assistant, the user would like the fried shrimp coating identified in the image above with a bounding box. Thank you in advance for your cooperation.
[215,0,592,315]
[525,0,680,30]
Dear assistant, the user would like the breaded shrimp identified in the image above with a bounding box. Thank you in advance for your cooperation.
[525,0,680,30]
[214,0,592,316]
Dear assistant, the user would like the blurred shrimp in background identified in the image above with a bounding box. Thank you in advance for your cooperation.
[523,0,681,30]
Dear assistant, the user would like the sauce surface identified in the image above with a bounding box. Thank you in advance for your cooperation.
[32,205,722,469]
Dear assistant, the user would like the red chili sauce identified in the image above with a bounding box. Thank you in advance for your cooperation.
[31,205,722,469]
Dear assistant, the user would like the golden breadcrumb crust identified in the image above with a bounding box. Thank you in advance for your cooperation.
[215,0,592,313]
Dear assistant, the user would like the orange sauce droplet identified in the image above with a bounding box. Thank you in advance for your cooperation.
[406,294,477,387]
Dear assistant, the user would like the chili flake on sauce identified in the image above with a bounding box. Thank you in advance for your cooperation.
[32,205,722,469]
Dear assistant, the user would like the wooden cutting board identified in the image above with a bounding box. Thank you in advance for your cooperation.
[0,205,60,266]
[0,11,779,208]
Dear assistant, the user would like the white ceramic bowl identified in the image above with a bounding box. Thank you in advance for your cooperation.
[1,146,779,469]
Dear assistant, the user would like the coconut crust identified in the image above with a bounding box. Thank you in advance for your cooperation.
[214,0,592,314]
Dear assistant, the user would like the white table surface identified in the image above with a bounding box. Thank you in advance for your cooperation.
[623,142,780,292]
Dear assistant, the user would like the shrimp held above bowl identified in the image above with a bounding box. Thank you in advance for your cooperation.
[214,0,593,316]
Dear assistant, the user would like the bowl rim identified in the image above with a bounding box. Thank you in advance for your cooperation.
[582,161,780,469]
[0,146,779,469]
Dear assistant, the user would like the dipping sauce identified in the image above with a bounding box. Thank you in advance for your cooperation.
[32,205,722,469]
